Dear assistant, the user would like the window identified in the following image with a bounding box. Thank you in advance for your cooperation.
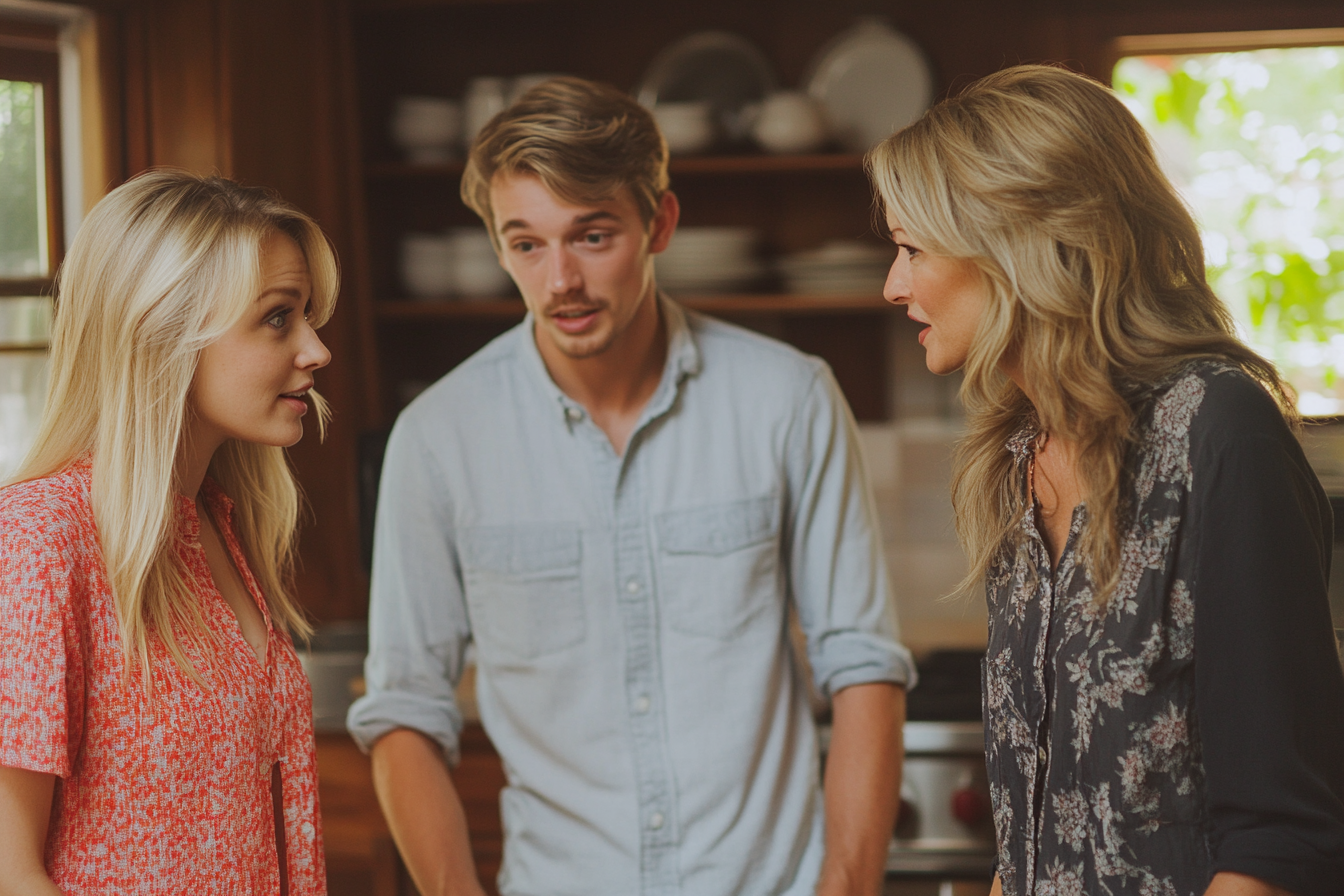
[0,15,61,478]
[1114,30,1344,415]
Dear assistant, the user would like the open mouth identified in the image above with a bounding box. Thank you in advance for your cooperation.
[551,306,601,334]
[280,385,312,413]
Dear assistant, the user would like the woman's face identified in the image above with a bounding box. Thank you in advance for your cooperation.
[189,233,331,450]
[882,210,989,375]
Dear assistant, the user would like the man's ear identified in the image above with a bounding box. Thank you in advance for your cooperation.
[647,191,680,255]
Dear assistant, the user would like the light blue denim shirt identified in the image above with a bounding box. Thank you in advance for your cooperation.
[348,297,915,896]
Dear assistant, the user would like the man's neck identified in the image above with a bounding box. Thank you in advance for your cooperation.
[536,289,668,456]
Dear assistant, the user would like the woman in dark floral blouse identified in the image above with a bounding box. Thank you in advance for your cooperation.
[868,65,1344,896]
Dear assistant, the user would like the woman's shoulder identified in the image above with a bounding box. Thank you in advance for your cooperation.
[0,464,95,549]
[1146,360,1290,446]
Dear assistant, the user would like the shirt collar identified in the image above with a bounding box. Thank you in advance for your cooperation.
[519,292,702,425]
[1005,415,1042,465]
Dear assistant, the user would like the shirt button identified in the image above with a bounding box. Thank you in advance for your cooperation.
[633,695,651,714]
[1038,747,1048,764]
[565,407,583,422]
[648,811,665,830]
[625,579,640,594]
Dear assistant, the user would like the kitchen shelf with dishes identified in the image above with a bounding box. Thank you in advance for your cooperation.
[374,292,889,320]
[365,152,868,180]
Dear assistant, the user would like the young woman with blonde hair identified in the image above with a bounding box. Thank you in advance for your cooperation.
[868,65,1344,896]
[0,169,336,894]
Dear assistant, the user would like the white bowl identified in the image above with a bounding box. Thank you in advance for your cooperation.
[391,96,462,162]
[654,101,716,155]
[753,91,829,155]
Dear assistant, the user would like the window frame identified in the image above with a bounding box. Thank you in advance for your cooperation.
[0,18,63,298]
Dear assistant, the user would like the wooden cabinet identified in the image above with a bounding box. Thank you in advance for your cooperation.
[347,8,909,427]
[319,726,508,896]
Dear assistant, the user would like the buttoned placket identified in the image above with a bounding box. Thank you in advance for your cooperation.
[553,382,688,895]
[1021,475,1086,896]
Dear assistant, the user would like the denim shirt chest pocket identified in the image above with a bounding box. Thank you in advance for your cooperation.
[655,494,782,639]
[458,524,586,661]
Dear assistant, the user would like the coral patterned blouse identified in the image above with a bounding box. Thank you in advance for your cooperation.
[0,461,326,895]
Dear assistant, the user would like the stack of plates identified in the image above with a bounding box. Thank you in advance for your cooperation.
[777,240,894,296]
[656,226,767,294]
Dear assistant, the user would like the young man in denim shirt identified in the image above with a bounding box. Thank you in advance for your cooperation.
[349,77,915,896]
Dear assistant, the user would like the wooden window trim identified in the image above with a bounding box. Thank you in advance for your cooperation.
[1105,27,1344,76]
[0,19,63,296]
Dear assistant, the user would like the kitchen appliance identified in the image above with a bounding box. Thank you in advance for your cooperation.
[889,721,995,878]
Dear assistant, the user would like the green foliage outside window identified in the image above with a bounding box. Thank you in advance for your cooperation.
[0,79,45,279]
[1115,48,1344,413]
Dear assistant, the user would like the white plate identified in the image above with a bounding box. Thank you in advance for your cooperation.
[638,32,777,146]
[804,17,934,152]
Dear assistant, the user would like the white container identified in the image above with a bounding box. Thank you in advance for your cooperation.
[448,229,510,298]
[391,96,462,164]
[653,101,715,155]
[400,232,455,299]
[752,91,829,155]
[465,76,510,147]
[509,72,565,104]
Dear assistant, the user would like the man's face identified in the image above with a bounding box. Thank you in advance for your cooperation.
[490,172,676,360]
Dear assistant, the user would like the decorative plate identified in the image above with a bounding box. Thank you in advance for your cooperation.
[804,17,934,152]
[637,31,777,147]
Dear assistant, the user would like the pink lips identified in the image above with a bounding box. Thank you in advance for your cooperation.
[551,307,601,334]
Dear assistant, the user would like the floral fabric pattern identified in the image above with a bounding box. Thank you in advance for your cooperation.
[984,365,1224,896]
[0,461,325,895]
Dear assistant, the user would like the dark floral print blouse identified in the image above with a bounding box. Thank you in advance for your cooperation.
[983,362,1344,896]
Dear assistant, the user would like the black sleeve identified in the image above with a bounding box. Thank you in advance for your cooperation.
[1192,397,1344,896]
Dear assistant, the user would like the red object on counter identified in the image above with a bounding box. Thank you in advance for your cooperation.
[951,787,988,826]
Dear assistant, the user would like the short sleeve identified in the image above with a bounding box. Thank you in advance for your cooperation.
[0,502,82,778]
[1191,386,1344,896]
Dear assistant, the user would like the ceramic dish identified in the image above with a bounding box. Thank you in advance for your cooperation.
[638,31,777,147]
[804,17,934,152]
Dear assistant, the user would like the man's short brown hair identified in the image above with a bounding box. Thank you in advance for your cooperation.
[460,76,669,245]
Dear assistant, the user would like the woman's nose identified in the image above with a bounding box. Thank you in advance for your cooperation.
[298,323,332,371]
[883,256,910,305]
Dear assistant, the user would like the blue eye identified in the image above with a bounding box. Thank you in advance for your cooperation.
[267,310,290,329]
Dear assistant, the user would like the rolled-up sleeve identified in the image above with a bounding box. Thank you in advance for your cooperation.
[346,413,472,764]
[783,363,916,697]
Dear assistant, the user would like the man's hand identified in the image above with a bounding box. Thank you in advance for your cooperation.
[815,682,906,896]
[370,728,488,896]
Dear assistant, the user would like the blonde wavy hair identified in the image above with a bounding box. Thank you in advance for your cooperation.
[866,65,1294,602]
[8,169,338,683]
[461,76,668,246]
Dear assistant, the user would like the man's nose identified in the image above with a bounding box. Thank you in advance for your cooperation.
[549,246,583,295]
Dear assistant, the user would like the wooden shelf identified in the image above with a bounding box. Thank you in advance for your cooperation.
[375,293,889,320]
[366,153,865,181]
[0,343,48,353]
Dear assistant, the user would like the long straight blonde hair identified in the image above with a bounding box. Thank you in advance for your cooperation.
[866,65,1293,602]
[8,170,339,682]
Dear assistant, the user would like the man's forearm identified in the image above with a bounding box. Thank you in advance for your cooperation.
[370,728,486,896]
[816,682,906,896]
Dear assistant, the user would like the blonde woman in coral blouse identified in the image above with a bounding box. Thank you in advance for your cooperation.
[0,170,336,895]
